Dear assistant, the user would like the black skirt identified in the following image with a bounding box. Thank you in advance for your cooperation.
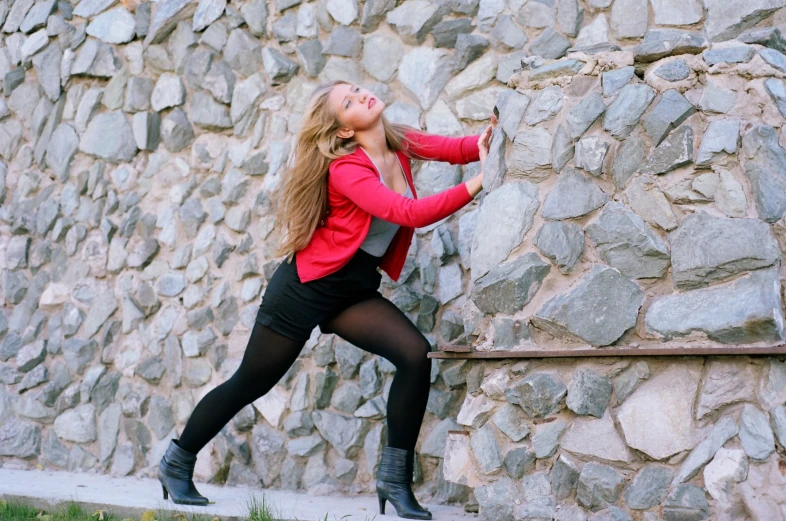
[255,248,384,343]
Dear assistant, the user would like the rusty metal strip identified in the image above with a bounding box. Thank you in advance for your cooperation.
[428,344,786,359]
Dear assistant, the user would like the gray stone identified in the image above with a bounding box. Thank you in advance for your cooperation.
[643,124,693,175]
[742,125,786,223]
[470,253,550,315]
[625,464,673,510]
[147,395,174,439]
[574,136,610,176]
[610,0,647,38]
[492,403,530,442]
[557,0,582,37]
[566,368,612,418]
[97,403,120,466]
[551,124,574,175]
[287,434,325,457]
[562,409,634,465]
[618,361,701,463]
[603,84,656,139]
[555,505,589,521]
[193,0,226,32]
[505,372,566,418]
[504,446,536,479]
[529,27,570,59]
[533,265,644,346]
[385,0,441,45]
[249,424,286,487]
[542,167,609,220]
[534,221,584,274]
[335,340,363,379]
[770,405,786,448]
[470,181,539,281]
[54,403,96,443]
[45,123,78,181]
[475,477,519,521]
[32,44,60,102]
[330,382,362,413]
[632,29,707,62]
[531,419,568,458]
[161,108,194,153]
[40,429,69,469]
[312,410,368,458]
[669,211,780,290]
[612,361,650,405]
[123,76,153,113]
[662,484,710,521]
[704,0,786,43]
[524,86,563,126]
[577,461,625,512]
[144,0,197,45]
[650,0,702,25]
[739,403,775,460]
[470,422,502,474]
[261,47,299,85]
[510,127,552,181]
[16,340,46,372]
[586,201,670,279]
[62,338,97,375]
[529,59,584,81]
[0,420,40,457]
[546,454,579,503]
[764,78,786,118]
[491,14,527,49]
[397,47,452,110]
[655,60,690,81]
[79,111,137,162]
[696,119,740,165]
[738,26,786,51]
[86,7,135,43]
[642,90,695,146]
[601,67,634,97]
[566,93,605,139]
[183,358,212,387]
[189,91,231,130]
[703,46,756,66]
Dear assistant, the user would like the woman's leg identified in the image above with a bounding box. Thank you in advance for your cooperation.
[319,294,432,453]
[177,322,306,454]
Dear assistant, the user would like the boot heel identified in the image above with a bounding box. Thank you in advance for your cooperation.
[162,484,168,500]
[378,495,386,514]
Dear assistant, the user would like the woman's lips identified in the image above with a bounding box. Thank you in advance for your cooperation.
[368,97,375,109]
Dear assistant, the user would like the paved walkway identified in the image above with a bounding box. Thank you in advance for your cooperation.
[0,468,477,521]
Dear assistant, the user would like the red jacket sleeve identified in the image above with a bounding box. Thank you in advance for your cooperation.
[403,130,481,165]
[329,157,474,228]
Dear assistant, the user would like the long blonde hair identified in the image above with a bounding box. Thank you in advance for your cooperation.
[272,79,437,262]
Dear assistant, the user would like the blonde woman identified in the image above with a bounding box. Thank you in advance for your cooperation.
[158,80,497,519]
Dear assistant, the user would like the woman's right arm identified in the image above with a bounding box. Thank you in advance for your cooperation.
[330,159,477,228]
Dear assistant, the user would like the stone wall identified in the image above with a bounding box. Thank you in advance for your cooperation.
[2,0,786,519]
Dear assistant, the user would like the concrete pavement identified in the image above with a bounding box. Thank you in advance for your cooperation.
[0,468,478,521]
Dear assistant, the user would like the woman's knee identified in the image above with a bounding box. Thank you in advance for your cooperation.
[395,338,432,373]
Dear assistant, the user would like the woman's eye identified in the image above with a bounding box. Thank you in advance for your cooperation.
[346,87,360,108]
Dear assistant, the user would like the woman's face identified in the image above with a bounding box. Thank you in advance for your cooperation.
[329,83,385,136]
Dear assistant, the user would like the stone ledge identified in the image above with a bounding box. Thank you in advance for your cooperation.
[429,343,786,359]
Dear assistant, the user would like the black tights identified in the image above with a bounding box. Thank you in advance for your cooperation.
[177,294,432,456]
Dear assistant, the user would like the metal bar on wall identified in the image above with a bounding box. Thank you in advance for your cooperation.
[428,344,786,359]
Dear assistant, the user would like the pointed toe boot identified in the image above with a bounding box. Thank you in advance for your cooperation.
[158,439,210,506]
[376,446,432,520]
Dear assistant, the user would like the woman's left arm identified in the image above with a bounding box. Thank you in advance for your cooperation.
[404,130,481,165]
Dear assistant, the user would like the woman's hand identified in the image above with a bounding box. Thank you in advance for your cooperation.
[478,113,498,168]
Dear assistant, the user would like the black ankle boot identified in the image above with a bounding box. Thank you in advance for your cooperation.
[158,439,209,506]
[376,446,432,520]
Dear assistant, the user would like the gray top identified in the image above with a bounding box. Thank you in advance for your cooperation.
[358,148,414,257]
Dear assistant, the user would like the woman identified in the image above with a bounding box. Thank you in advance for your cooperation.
[158,80,497,520]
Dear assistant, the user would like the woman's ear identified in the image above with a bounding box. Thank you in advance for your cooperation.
[337,128,354,139]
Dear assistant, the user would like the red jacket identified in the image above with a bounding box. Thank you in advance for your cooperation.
[294,131,482,283]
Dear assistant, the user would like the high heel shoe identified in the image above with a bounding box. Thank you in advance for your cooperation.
[376,446,432,520]
[158,439,209,506]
